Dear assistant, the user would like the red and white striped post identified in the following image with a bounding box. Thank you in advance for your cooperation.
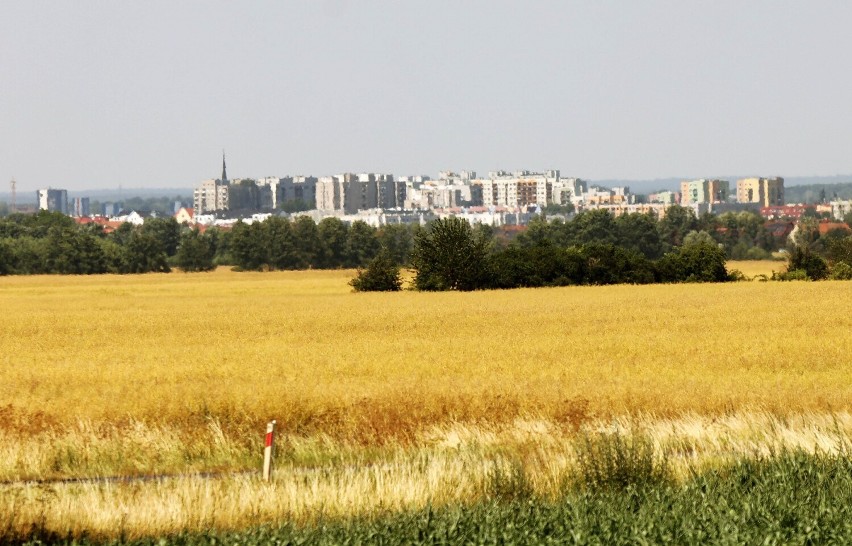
[262,420,276,482]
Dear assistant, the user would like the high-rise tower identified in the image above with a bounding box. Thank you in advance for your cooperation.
[9,178,15,212]
[221,151,228,183]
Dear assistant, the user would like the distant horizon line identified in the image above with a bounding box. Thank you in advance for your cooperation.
[5,173,852,198]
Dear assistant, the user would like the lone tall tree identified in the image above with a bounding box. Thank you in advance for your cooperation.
[410,217,489,291]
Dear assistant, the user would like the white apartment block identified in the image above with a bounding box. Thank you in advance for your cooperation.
[479,170,559,208]
[830,200,852,221]
[317,173,393,214]
[193,178,229,213]
[37,188,68,214]
[257,176,318,209]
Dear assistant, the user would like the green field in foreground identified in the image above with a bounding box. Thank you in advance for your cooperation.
[12,450,852,545]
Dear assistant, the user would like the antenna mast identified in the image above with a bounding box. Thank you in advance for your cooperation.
[9,178,16,213]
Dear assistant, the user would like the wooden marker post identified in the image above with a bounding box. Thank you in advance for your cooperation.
[263,420,276,482]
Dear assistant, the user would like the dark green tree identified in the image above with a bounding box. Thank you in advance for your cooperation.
[345,221,381,268]
[657,241,728,283]
[175,228,216,272]
[141,217,181,256]
[265,217,299,270]
[291,216,322,268]
[317,217,349,268]
[566,209,620,246]
[410,217,489,291]
[658,205,698,249]
[124,231,171,273]
[376,223,414,266]
[787,246,829,280]
[0,239,11,275]
[229,221,268,271]
[615,213,663,259]
[349,249,403,292]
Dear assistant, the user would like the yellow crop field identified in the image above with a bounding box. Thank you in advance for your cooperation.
[2,263,852,539]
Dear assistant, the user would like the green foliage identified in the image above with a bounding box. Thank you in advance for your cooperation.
[542,202,575,215]
[0,238,10,275]
[727,269,749,282]
[175,229,216,272]
[658,204,698,249]
[377,223,415,266]
[574,432,671,491]
[140,217,181,256]
[829,261,852,280]
[21,451,852,545]
[124,231,171,273]
[229,221,269,271]
[317,217,349,268]
[486,457,533,502]
[657,242,728,283]
[411,217,490,291]
[787,246,829,280]
[615,213,664,259]
[349,250,403,292]
[825,235,852,266]
[773,269,810,282]
[279,199,312,213]
[345,221,381,268]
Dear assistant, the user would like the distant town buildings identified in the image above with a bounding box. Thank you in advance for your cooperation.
[680,179,730,206]
[71,197,90,217]
[736,177,785,207]
[37,188,68,214]
[20,160,815,232]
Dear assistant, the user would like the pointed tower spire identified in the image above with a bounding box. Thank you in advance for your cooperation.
[221,150,228,183]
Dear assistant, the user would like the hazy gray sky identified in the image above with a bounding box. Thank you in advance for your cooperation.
[2,1,851,191]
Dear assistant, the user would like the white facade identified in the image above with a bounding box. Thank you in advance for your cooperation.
[193,179,229,213]
[37,188,68,214]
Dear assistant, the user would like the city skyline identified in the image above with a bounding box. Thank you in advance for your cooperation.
[3,2,852,191]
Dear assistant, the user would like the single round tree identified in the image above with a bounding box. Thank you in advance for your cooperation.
[410,217,490,291]
[349,250,402,292]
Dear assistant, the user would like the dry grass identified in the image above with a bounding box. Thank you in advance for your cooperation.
[2,265,852,538]
[2,265,851,438]
[3,412,852,540]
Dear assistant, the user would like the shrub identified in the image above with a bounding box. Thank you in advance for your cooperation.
[830,261,852,280]
[657,242,728,283]
[773,269,810,281]
[349,251,403,292]
[410,217,489,291]
[787,246,828,280]
[574,432,671,492]
[727,269,749,282]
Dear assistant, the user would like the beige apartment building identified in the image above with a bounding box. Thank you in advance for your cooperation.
[736,177,784,207]
[680,179,729,205]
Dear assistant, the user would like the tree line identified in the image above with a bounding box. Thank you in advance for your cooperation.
[1,206,851,285]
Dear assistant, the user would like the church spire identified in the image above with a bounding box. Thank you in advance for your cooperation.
[221,150,228,183]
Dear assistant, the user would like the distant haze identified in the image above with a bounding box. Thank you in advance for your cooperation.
[2,1,852,192]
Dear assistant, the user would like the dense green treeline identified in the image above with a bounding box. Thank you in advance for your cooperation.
[13,450,852,545]
[1,206,850,282]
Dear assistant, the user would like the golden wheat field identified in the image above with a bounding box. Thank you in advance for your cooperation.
[2,263,852,539]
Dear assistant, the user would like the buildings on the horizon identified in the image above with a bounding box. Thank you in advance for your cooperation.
[36,188,68,214]
[736,177,785,207]
[21,164,807,229]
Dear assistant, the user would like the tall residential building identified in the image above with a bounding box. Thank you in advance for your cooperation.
[71,197,90,217]
[36,189,68,214]
[316,173,389,213]
[257,176,318,209]
[193,153,230,213]
[481,170,558,208]
[680,179,730,205]
[736,177,784,207]
[193,178,230,213]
